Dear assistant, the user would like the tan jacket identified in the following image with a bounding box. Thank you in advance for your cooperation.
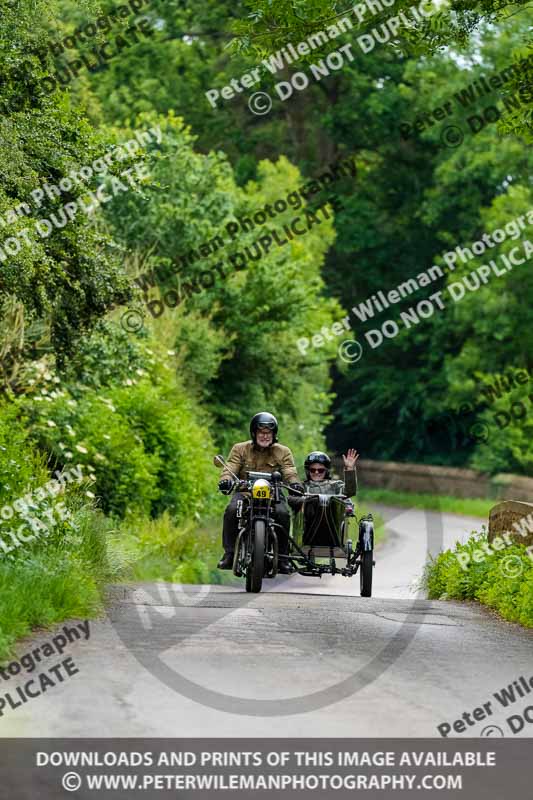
[221,440,300,484]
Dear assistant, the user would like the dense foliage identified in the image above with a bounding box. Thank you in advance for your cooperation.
[49,0,533,473]
[423,531,533,627]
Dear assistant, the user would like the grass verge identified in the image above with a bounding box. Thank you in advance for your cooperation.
[114,513,238,585]
[422,531,533,627]
[0,508,118,662]
[361,488,492,519]
[0,508,235,663]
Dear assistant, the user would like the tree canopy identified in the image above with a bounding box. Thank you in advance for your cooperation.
[0,0,531,490]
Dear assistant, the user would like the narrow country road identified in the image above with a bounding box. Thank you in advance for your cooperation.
[2,505,532,737]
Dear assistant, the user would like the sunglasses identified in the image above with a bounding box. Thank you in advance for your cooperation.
[309,467,326,474]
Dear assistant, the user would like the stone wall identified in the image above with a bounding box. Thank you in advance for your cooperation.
[331,457,533,502]
[488,501,533,547]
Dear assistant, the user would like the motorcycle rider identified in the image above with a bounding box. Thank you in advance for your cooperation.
[217,412,304,573]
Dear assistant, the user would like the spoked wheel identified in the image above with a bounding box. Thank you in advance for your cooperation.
[360,550,373,597]
[246,519,265,593]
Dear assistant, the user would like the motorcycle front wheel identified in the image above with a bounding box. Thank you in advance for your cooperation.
[245,519,265,593]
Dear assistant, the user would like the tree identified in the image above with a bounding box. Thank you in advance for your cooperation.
[0,0,132,362]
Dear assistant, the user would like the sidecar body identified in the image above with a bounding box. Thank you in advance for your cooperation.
[287,492,375,593]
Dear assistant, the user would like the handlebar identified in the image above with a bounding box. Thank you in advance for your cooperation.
[230,477,306,497]
[215,455,308,498]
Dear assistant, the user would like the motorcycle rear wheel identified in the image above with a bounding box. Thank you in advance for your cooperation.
[246,519,265,593]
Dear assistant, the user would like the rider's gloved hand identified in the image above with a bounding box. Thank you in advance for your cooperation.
[289,482,305,496]
[287,495,304,510]
[218,478,234,495]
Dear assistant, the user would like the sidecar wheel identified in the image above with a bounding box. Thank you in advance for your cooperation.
[246,519,265,593]
[360,550,373,597]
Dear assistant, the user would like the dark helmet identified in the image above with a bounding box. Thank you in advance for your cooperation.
[304,450,331,480]
[250,411,278,445]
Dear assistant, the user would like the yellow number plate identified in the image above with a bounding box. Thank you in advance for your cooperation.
[252,481,271,499]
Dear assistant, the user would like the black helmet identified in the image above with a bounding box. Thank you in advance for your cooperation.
[304,450,331,480]
[250,411,278,445]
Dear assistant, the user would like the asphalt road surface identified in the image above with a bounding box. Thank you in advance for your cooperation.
[2,505,533,737]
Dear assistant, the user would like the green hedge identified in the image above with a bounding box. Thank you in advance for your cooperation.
[0,505,118,661]
[0,408,118,661]
[18,363,217,521]
[423,531,533,627]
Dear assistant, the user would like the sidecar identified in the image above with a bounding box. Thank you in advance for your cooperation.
[287,493,375,596]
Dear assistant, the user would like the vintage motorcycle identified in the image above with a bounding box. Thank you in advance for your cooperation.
[215,455,375,595]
